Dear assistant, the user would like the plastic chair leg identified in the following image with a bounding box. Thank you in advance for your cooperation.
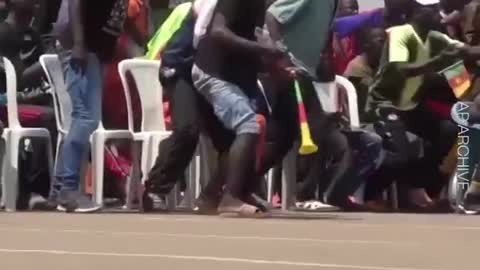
[49,135,63,199]
[54,135,62,172]
[194,153,201,199]
[140,138,150,184]
[45,137,56,199]
[149,137,159,174]
[91,134,105,206]
[184,157,197,209]
[389,182,399,210]
[125,141,142,209]
[0,138,6,208]
[266,169,274,203]
[449,171,461,210]
[4,134,21,211]
[281,148,297,211]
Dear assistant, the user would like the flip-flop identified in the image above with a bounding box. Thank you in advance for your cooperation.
[218,203,270,218]
[295,200,339,212]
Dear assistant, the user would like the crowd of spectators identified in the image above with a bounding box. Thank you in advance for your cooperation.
[1,0,480,216]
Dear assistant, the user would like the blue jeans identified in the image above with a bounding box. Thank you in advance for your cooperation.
[192,65,259,135]
[55,52,102,192]
[345,129,384,181]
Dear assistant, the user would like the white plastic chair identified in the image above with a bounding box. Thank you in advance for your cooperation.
[1,57,54,211]
[40,54,136,208]
[334,75,360,128]
[334,75,364,203]
[118,59,200,209]
[448,172,462,212]
[39,55,71,172]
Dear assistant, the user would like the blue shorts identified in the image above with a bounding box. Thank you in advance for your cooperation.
[192,65,260,135]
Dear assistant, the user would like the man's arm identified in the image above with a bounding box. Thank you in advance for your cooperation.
[71,0,85,48]
[389,30,450,77]
[124,0,150,50]
[265,12,282,42]
[265,0,310,42]
[395,55,450,77]
[209,0,275,55]
[34,0,48,33]
[70,0,87,70]
[124,18,149,56]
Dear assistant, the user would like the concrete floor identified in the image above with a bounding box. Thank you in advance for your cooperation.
[0,211,479,270]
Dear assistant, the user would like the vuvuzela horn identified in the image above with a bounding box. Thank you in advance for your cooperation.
[294,80,318,155]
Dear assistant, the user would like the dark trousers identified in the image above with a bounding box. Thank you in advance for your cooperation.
[146,70,231,195]
[297,128,355,202]
[258,77,360,203]
[364,104,456,201]
[400,104,458,196]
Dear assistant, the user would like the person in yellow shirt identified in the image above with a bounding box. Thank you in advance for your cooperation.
[367,1,463,210]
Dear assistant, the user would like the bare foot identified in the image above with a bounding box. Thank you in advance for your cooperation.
[408,188,433,207]
[218,192,268,218]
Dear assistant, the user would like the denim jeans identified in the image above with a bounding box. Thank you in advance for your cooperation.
[192,65,259,135]
[55,52,102,192]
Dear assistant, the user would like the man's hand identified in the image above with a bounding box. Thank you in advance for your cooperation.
[260,42,286,58]
[284,66,308,79]
[71,44,87,75]
[441,44,464,58]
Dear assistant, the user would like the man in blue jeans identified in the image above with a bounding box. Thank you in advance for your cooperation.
[54,0,128,213]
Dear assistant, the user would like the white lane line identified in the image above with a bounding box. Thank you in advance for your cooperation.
[0,248,444,270]
[143,217,480,231]
[0,227,418,246]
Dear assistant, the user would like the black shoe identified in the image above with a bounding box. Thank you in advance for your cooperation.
[194,193,221,215]
[244,193,273,212]
[141,191,167,212]
[327,196,368,212]
[57,190,102,213]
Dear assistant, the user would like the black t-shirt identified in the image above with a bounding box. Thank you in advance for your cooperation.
[0,22,44,93]
[0,22,23,59]
[83,0,127,61]
[0,22,43,67]
[33,0,62,34]
[195,0,266,96]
